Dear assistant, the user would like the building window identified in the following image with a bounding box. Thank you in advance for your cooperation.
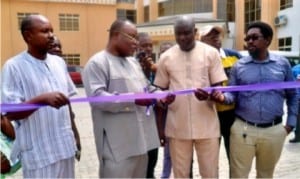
[217,0,235,21]
[144,6,149,22]
[116,0,135,3]
[59,14,79,31]
[117,9,136,23]
[17,12,38,29]
[227,0,236,21]
[244,0,261,32]
[63,54,80,65]
[158,0,212,17]
[280,0,293,10]
[193,0,213,13]
[278,37,292,51]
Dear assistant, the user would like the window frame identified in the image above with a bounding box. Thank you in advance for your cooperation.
[278,37,292,51]
[280,0,293,10]
[63,54,81,65]
[59,13,79,31]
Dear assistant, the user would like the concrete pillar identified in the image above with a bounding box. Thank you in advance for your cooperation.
[260,0,279,50]
[235,0,245,50]
[149,0,158,22]
[136,0,144,24]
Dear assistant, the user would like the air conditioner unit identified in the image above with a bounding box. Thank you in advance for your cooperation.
[274,15,287,26]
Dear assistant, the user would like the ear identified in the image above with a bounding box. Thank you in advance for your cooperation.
[265,37,271,46]
[23,30,32,42]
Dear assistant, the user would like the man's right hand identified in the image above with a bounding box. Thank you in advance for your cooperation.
[135,98,156,106]
[210,90,225,103]
[42,92,70,109]
[159,93,176,107]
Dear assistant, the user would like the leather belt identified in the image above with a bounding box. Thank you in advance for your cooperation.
[237,115,282,128]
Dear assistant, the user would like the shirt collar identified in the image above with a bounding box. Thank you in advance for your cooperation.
[23,51,49,65]
[242,51,277,64]
[219,48,226,58]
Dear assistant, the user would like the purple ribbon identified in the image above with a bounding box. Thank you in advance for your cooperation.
[1,81,299,113]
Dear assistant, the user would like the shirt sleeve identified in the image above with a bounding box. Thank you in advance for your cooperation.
[153,55,170,89]
[284,61,298,127]
[1,62,25,105]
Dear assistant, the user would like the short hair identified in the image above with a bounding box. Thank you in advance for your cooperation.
[21,15,35,36]
[247,21,273,41]
[174,16,195,30]
[108,19,133,39]
[137,32,150,40]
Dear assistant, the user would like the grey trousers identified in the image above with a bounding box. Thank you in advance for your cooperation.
[101,134,148,178]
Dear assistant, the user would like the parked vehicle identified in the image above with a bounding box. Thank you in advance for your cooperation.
[67,65,83,86]
[239,50,300,67]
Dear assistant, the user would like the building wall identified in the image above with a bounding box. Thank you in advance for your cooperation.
[1,0,117,66]
[277,0,300,52]
[235,0,279,50]
[136,0,144,23]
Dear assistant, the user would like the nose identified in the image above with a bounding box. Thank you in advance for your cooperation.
[133,38,139,45]
[48,31,54,38]
[247,38,254,43]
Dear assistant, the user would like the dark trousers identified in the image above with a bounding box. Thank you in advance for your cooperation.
[217,109,235,161]
[146,148,158,178]
[294,103,300,139]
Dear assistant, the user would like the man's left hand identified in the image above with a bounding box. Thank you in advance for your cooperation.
[194,88,209,101]
[284,125,294,134]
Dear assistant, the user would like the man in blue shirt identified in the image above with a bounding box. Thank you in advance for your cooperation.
[290,64,300,143]
[2,14,77,178]
[211,21,298,178]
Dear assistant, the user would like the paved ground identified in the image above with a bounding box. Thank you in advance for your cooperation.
[7,87,300,178]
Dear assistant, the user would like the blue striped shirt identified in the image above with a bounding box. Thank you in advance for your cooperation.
[224,53,298,127]
[1,51,77,170]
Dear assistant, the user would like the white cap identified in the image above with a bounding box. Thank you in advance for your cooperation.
[199,25,223,37]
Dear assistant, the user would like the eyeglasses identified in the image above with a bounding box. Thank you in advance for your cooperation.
[116,31,138,43]
[244,35,264,42]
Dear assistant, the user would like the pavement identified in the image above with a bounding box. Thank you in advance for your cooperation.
[7,87,300,178]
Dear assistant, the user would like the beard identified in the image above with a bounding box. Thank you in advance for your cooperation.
[249,50,259,59]
[248,47,260,59]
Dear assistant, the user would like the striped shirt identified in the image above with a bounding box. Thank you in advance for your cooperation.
[1,51,77,170]
[224,53,298,127]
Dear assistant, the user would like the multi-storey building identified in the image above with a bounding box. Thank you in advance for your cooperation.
[1,0,136,66]
[136,0,299,54]
[1,0,299,66]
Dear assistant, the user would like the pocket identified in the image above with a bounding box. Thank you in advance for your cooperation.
[15,123,33,152]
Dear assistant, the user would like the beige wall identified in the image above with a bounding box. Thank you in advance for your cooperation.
[260,0,279,50]
[149,0,158,22]
[1,0,117,66]
[136,0,144,24]
[235,0,279,50]
[235,0,245,50]
[212,0,217,19]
